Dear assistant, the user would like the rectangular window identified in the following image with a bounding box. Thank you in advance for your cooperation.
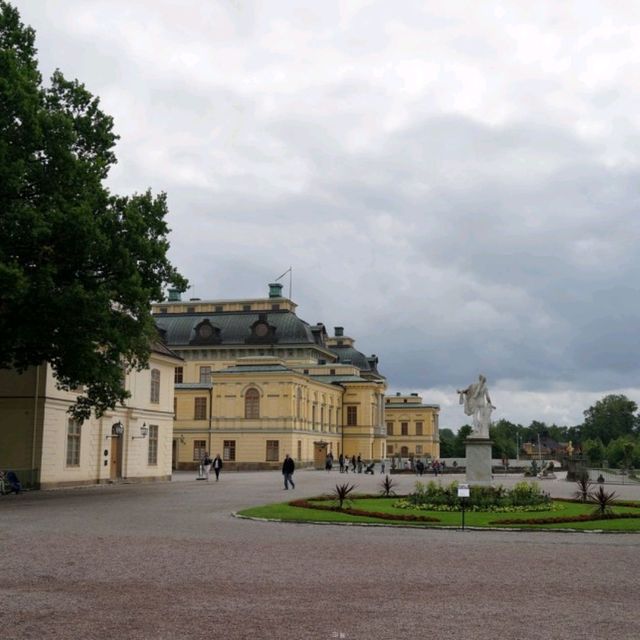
[215,305,223,312]
[193,440,206,461]
[416,421,423,436]
[150,369,160,404]
[66,419,81,466]
[173,397,177,418]
[194,397,207,420]
[386,444,394,455]
[297,440,302,460]
[401,422,408,436]
[174,367,183,383]
[347,406,357,426]
[386,421,394,436]
[148,425,158,465]
[416,445,423,454]
[199,366,211,384]
[266,440,279,462]
[223,440,236,461]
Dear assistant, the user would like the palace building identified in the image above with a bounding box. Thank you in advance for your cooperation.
[0,341,181,489]
[153,283,440,469]
[384,392,440,459]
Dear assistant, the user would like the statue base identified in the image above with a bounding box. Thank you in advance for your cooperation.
[465,437,493,486]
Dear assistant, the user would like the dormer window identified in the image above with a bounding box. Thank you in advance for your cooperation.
[246,313,277,344]
[190,319,221,345]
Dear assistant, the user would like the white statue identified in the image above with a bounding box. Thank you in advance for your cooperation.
[457,374,495,438]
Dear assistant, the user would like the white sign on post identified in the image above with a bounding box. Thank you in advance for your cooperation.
[457,483,470,498]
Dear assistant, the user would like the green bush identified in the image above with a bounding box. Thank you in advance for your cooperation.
[399,480,550,512]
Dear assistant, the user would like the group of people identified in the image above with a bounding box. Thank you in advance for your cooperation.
[201,453,223,481]
[201,451,297,491]
[330,454,380,474]
[414,459,446,476]
[199,450,446,491]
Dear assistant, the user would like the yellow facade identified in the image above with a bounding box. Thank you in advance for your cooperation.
[385,393,440,460]
[154,284,389,469]
[171,357,386,469]
[0,346,180,488]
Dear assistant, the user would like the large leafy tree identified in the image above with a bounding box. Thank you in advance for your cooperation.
[0,2,187,419]
[490,419,521,459]
[581,394,639,446]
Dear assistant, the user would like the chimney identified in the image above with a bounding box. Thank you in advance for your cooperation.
[334,327,344,337]
[268,283,283,298]
[168,288,181,302]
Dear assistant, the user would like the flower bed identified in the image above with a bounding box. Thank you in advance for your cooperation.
[288,498,440,523]
[393,501,564,513]
[490,512,640,525]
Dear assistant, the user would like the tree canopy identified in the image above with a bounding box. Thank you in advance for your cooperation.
[580,394,639,446]
[0,2,187,419]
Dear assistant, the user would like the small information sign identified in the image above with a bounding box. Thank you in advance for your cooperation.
[457,484,470,498]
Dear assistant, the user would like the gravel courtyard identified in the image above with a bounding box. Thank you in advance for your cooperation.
[1,470,639,640]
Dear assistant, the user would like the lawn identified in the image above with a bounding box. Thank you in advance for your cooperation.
[237,496,640,531]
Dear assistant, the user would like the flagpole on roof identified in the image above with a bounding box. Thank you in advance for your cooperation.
[275,266,293,300]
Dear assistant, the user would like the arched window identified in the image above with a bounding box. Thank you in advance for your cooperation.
[245,388,260,419]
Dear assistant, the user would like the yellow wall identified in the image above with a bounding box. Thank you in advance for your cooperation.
[384,395,440,459]
[173,366,348,468]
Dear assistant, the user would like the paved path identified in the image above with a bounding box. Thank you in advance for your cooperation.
[1,470,639,640]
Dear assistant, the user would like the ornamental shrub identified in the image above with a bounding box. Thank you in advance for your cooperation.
[399,480,550,512]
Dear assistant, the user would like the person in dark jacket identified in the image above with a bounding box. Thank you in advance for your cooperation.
[5,471,21,494]
[213,453,223,481]
[282,454,295,490]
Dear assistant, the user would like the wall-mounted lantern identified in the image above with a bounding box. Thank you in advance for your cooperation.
[132,422,149,440]
[106,421,125,439]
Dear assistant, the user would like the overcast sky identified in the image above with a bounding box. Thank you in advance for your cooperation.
[14,1,640,430]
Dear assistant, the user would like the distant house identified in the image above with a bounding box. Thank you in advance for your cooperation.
[384,392,440,460]
[521,434,565,460]
[0,340,181,489]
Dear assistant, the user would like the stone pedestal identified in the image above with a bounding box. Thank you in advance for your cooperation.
[465,437,493,486]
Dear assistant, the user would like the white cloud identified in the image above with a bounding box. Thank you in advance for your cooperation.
[13,0,640,427]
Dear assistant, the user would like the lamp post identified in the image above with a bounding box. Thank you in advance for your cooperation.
[537,433,542,464]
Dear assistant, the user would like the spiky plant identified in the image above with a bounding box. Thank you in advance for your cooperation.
[589,485,617,517]
[573,472,593,502]
[380,474,396,497]
[332,482,356,509]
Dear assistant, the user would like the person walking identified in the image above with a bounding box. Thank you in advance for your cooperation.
[282,454,296,490]
[339,453,345,473]
[202,452,213,481]
[213,453,223,481]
